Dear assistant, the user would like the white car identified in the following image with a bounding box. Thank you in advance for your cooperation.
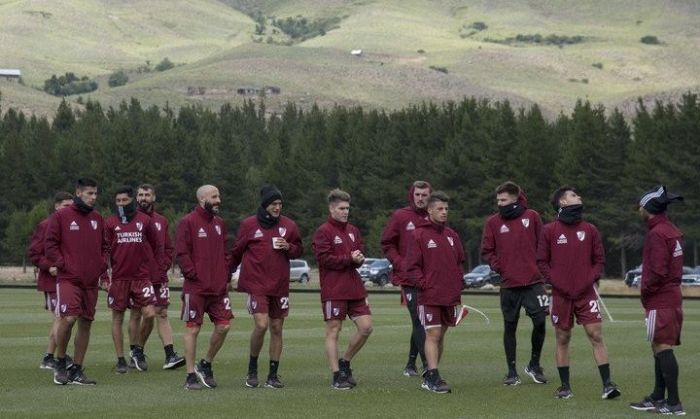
[290,259,310,283]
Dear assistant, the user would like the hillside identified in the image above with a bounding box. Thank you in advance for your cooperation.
[1,0,699,117]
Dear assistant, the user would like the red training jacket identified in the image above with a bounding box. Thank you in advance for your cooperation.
[27,218,55,292]
[139,209,174,284]
[104,211,164,281]
[641,213,683,309]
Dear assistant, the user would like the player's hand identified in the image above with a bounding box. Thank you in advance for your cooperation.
[49,266,58,276]
[351,250,364,264]
[274,237,290,251]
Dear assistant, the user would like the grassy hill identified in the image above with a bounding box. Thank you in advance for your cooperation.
[1,0,699,117]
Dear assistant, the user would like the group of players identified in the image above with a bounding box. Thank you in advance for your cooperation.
[28,177,686,415]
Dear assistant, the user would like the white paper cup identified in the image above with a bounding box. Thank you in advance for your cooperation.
[272,237,283,249]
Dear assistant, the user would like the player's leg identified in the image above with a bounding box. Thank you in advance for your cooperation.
[246,311,269,387]
[554,327,572,397]
[111,309,128,373]
[344,314,373,361]
[523,284,548,384]
[403,287,425,375]
[437,324,448,363]
[500,287,521,385]
[127,307,141,365]
[645,308,683,414]
[266,317,284,388]
[325,319,343,372]
[205,322,230,364]
[196,295,233,389]
[183,322,201,388]
[423,324,449,393]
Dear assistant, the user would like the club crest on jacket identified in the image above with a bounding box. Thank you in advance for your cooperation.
[577,231,586,241]
[522,218,530,228]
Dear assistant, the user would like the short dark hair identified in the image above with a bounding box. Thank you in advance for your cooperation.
[53,191,73,203]
[115,185,135,198]
[138,183,155,193]
[551,186,576,211]
[413,180,430,190]
[428,191,450,207]
[496,181,520,196]
[327,188,351,204]
[76,177,97,189]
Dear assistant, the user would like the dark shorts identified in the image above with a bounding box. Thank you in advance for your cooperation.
[646,307,683,346]
[419,304,460,328]
[56,281,98,321]
[500,283,549,322]
[550,287,602,331]
[181,293,234,326]
[108,280,156,312]
[322,298,371,321]
[153,283,171,308]
[246,294,289,319]
[43,291,58,312]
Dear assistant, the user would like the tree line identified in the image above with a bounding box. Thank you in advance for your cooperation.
[0,93,698,276]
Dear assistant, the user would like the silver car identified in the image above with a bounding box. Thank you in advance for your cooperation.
[290,259,310,283]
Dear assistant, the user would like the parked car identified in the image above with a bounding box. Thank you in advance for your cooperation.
[365,258,392,286]
[631,266,698,288]
[358,258,379,280]
[463,264,501,289]
[624,265,642,287]
[289,259,310,283]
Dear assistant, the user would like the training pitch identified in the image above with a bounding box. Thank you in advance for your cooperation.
[1,288,698,418]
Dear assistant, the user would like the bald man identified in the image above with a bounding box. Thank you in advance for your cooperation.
[176,185,234,390]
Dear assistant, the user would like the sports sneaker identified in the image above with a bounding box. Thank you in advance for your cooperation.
[163,353,186,370]
[555,385,573,399]
[40,355,56,370]
[245,372,259,388]
[65,354,74,369]
[184,374,203,390]
[629,396,664,411]
[195,359,217,388]
[524,364,547,384]
[423,377,451,394]
[265,375,284,389]
[403,365,419,377]
[602,382,621,399]
[53,358,69,385]
[656,401,686,416]
[503,372,521,386]
[131,347,148,371]
[331,371,352,390]
[455,305,469,325]
[115,358,128,374]
[339,359,356,387]
[68,366,96,385]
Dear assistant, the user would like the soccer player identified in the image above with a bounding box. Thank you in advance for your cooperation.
[405,191,465,394]
[630,186,685,415]
[126,183,185,370]
[230,185,303,389]
[28,191,74,370]
[481,181,548,385]
[312,189,373,390]
[102,186,164,373]
[381,180,432,376]
[176,185,233,390]
[536,186,620,400]
[44,178,108,385]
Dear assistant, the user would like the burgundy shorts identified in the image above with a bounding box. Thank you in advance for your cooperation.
[419,304,460,328]
[108,280,156,312]
[43,291,58,312]
[152,283,171,308]
[247,294,289,319]
[646,307,683,346]
[550,288,602,330]
[322,298,371,321]
[56,281,98,321]
[181,293,234,326]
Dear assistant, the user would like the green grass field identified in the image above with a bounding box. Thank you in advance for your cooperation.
[1,288,698,418]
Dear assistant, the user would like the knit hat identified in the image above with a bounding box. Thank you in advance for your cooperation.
[260,185,283,208]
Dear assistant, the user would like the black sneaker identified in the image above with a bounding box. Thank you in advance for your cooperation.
[195,359,217,388]
[339,359,356,387]
[65,354,74,369]
[656,401,686,416]
[115,358,128,374]
[422,377,451,394]
[245,371,259,388]
[265,375,284,389]
[53,358,68,385]
[131,347,148,371]
[503,372,521,386]
[629,396,664,411]
[40,355,56,370]
[555,385,573,399]
[184,374,203,390]
[524,364,547,384]
[602,382,621,399]
[331,371,352,390]
[403,365,419,377]
[163,353,185,370]
[68,366,96,385]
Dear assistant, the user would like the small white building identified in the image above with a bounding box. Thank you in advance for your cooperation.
[350,49,363,57]
[0,69,21,81]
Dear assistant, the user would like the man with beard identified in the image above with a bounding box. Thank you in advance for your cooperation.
[102,185,164,373]
[45,178,108,385]
[629,186,685,415]
[481,181,547,386]
[405,191,465,394]
[28,191,74,370]
[313,189,372,390]
[176,185,233,390]
[537,186,620,400]
[381,180,431,377]
[126,184,184,370]
[230,185,303,389]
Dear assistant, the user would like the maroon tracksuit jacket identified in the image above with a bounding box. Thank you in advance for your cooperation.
[176,206,230,296]
[481,208,543,288]
[104,212,164,281]
[405,222,465,306]
[28,218,56,292]
[139,209,174,285]
[537,220,605,299]
[381,186,430,287]
[641,214,683,309]
[44,204,108,288]
[312,217,367,302]
[230,215,303,297]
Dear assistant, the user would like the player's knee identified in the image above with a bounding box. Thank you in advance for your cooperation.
[142,307,156,320]
[359,324,373,337]
[62,315,78,325]
[215,323,230,334]
[504,320,518,334]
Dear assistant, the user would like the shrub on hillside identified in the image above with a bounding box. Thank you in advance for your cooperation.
[43,73,98,96]
[592,62,603,70]
[640,35,660,45]
[155,57,175,72]
[429,66,448,74]
[273,15,341,41]
[108,70,129,87]
[471,21,488,31]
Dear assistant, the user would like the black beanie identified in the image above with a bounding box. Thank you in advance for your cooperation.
[639,185,683,214]
[260,185,282,208]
